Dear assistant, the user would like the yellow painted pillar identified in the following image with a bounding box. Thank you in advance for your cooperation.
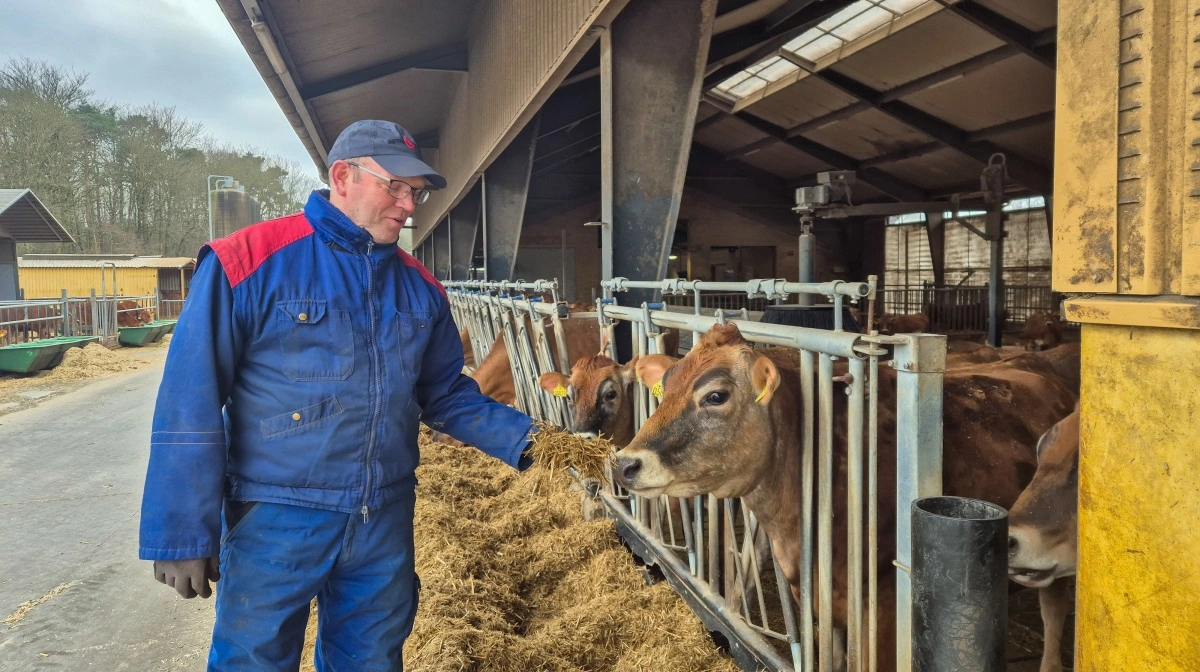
[1056,0,1200,668]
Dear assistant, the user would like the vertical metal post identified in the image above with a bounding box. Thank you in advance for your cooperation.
[599,27,615,284]
[480,174,489,280]
[892,333,946,672]
[818,353,835,672]
[798,222,815,307]
[447,212,454,282]
[847,356,866,671]
[799,349,816,672]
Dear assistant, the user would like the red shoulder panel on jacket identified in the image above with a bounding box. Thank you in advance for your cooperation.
[207,213,313,288]
[397,249,447,299]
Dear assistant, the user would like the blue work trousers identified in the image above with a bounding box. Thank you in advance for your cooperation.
[208,493,419,671]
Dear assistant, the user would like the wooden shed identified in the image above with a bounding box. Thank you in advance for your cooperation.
[17,254,195,300]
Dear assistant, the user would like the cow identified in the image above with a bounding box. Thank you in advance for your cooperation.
[459,327,476,369]
[1022,311,1064,351]
[0,304,61,343]
[534,330,680,448]
[1007,406,1079,672]
[615,323,1076,671]
[877,312,929,334]
[115,299,153,327]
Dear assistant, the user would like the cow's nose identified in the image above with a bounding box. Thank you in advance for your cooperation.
[1007,535,1019,555]
[617,456,642,484]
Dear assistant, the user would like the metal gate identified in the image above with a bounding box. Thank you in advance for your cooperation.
[445,277,945,672]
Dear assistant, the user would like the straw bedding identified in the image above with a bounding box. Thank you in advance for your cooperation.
[299,427,736,672]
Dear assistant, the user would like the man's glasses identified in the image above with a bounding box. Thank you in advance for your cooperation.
[347,161,431,204]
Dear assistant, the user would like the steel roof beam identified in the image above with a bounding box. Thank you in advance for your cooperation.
[299,43,468,101]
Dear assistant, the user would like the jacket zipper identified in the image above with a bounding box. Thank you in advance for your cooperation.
[361,239,383,523]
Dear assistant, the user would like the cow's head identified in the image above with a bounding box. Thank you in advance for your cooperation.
[539,353,640,446]
[1007,405,1079,588]
[612,323,782,500]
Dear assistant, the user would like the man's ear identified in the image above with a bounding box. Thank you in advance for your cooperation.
[329,160,354,198]
[750,354,780,406]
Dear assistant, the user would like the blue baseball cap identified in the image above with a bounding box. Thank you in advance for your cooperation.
[327,120,446,190]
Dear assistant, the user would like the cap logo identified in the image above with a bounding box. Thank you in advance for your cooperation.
[403,136,416,150]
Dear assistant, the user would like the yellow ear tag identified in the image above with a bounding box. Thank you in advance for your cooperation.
[755,387,768,403]
[553,385,568,398]
[651,381,663,399]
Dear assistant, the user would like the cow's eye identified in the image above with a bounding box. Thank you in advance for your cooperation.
[704,391,729,406]
[604,389,618,402]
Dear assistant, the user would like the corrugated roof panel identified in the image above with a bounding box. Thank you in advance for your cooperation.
[740,143,831,181]
[974,0,1055,31]
[900,55,1055,131]
[739,76,860,130]
[830,11,1004,91]
[0,190,74,243]
[879,146,985,191]
[801,108,933,160]
[693,118,772,154]
[986,125,1054,166]
[18,256,195,269]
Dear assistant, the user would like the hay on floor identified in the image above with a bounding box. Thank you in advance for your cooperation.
[299,428,735,672]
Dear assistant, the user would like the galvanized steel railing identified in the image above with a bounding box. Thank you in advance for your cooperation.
[446,276,945,672]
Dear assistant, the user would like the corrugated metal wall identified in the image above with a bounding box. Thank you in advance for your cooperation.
[20,268,159,299]
[416,0,612,242]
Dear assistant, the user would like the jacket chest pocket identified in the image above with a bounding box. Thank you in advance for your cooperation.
[395,309,434,381]
[277,300,355,381]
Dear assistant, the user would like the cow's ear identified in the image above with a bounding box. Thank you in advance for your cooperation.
[539,372,571,398]
[751,354,780,406]
[620,354,640,385]
[636,354,676,389]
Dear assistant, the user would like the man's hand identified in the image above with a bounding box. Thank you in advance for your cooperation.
[153,557,221,598]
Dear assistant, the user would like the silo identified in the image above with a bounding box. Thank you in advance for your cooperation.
[210,187,262,239]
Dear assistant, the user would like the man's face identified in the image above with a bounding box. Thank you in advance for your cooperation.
[332,157,426,244]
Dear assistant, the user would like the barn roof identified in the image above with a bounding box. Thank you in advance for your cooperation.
[0,190,76,244]
[18,255,196,270]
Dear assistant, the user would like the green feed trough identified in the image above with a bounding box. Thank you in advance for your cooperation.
[0,336,99,374]
[118,324,166,347]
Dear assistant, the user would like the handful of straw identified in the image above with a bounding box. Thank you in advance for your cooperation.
[525,421,616,484]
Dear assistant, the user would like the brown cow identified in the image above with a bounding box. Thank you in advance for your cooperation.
[617,323,1075,671]
[877,312,929,334]
[1022,310,1064,351]
[534,331,680,447]
[1007,406,1079,672]
[116,300,153,327]
[459,327,476,369]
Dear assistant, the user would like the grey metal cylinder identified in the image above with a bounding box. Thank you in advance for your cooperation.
[911,496,1008,672]
[797,230,815,307]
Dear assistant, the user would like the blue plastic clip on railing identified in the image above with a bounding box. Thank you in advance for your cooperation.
[647,302,664,310]
[600,298,615,305]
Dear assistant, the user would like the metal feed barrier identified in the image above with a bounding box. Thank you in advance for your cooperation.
[0,292,163,348]
[446,277,946,672]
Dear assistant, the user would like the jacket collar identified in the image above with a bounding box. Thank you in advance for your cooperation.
[304,190,397,259]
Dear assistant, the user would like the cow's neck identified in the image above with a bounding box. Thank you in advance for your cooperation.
[740,368,804,583]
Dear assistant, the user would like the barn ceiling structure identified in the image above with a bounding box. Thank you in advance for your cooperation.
[219,0,1057,293]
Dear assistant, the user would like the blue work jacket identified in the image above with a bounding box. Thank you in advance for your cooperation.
[138,190,535,561]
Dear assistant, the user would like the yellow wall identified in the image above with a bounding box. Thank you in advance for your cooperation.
[19,268,159,299]
[1056,0,1200,667]
[1077,325,1200,670]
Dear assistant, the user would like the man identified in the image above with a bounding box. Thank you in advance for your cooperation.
[138,120,537,670]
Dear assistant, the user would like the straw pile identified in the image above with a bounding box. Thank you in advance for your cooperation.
[524,420,615,484]
[41,343,147,381]
[299,429,736,672]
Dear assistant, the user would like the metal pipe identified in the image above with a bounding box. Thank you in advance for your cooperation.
[800,349,816,672]
[798,226,815,307]
[818,353,835,672]
[869,353,880,672]
[847,356,866,671]
[599,304,864,359]
[911,497,1009,672]
[601,277,870,300]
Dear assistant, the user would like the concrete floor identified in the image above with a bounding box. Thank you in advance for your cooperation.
[0,355,213,670]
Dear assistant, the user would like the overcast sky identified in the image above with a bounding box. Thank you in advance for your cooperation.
[0,0,322,182]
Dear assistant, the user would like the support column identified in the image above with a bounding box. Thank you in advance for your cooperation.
[1055,1,1200,668]
[484,116,540,280]
[450,183,482,280]
[607,0,717,312]
[925,212,945,287]
[432,218,451,281]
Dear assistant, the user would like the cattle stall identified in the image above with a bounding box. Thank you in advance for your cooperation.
[446,276,952,672]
